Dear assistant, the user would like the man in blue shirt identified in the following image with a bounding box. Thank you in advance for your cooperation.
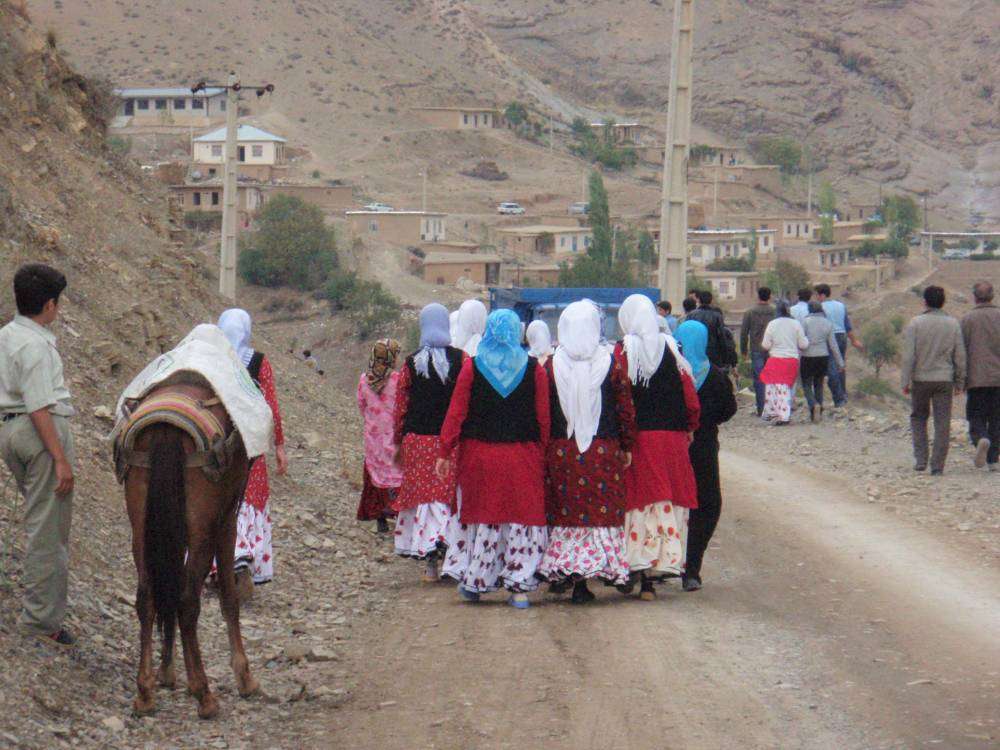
[814,284,865,406]
[790,288,811,323]
[656,300,678,334]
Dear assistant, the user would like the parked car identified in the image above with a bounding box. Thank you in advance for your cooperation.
[497,202,525,215]
[942,248,971,260]
[363,202,394,212]
[568,202,590,215]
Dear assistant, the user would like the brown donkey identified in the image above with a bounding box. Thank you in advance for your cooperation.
[121,383,258,718]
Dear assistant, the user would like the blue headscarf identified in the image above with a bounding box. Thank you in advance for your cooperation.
[413,303,452,382]
[675,320,710,391]
[475,309,529,398]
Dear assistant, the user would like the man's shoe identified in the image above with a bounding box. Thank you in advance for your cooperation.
[38,629,76,648]
[989,463,998,473]
[974,438,991,469]
[930,468,944,476]
[682,575,702,592]
[914,464,926,472]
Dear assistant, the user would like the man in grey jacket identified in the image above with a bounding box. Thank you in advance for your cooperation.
[800,301,844,422]
[900,285,966,475]
[961,281,1000,470]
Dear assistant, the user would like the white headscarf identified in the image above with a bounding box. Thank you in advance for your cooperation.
[526,319,553,359]
[217,308,254,366]
[617,294,690,385]
[453,299,486,357]
[449,310,460,347]
[553,301,612,454]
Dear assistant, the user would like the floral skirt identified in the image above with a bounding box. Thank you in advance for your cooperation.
[624,501,689,575]
[763,383,793,423]
[538,526,630,585]
[235,500,273,584]
[357,463,398,520]
[394,501,452,559]
[441,511,548,594]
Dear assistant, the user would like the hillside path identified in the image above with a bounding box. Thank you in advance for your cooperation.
[331,447,999,749]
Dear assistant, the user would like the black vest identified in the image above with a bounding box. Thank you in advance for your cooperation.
[627,344,689,431]
[402,347,464,436]
[461,358,540,443]
[548,360,620,441]
[246,351,265,392]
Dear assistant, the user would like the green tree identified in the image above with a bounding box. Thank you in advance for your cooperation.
[570,117,590,138]
[748,136,802,175]
[881,195,920,241]
[557,254,637,288]
[747,228,759,267]
[707,257,754,272]
[637,230,657,267]
[238,195,337,290]
[817,181,836,244]
[861,320,899,378]
[760,259,810,297]
[504,101,529,127]
[587,170,612,265]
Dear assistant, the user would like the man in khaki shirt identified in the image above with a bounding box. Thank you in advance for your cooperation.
[0,264,76,646]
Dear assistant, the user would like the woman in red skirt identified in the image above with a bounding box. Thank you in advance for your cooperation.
[392,304,462,581]
[615,294,699,600]
[538,301,637,603]
[357,339,403,532]
[438,308,551,609]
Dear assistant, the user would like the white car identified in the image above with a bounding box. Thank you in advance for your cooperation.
[364,202,394,212]
[497,202,525,215]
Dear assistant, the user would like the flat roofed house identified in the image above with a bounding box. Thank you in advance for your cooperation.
[347,210,447,245]
[422,252,501,286]
[495,224,593,259]
[412,106,499,129]
[698,271,761,310]
[193,125,287,165]
[588,122,643,144]
[736,215,819,247]
[686,228,755,267]
[170,182,262,227]
[691,144,745,167]
[829,220,870,245]
[115,86,227,127]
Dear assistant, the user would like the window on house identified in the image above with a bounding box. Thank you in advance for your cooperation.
[211,144,223,157]
[560,237,566,248]
[252,145,263,158]
[174,98,186,110]
[155,99,167,110]
[208,168,217,177]
[369,220,378,232]
[192,192,201,206]
[691,247,702,258]
[763,236,770,247]
[137,99,149,110]
[219,99,226,111]
[211,192,219,206]
[191,98,204,110]
[436,276,445,285]
[718,281,730,294]
[463,113,468,124]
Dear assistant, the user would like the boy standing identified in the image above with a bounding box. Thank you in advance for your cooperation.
[0,264,76,645]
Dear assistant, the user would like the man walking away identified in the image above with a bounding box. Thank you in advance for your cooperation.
[688,290,738,368]
[681,297,697,318]
[800,301,844,422]
[900,285,966,475]
[656,300,678,334]
[740,287,775,417]
[960,281,1000,470]
[790,288,812,323]
[0,264,76,646]
[814,284,863,407]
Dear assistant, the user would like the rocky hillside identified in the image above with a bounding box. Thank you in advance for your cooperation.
[27,0,1000,226]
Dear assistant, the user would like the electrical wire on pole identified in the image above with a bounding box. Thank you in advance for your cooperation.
[190,75,274,301]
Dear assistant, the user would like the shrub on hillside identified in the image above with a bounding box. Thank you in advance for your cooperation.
[707,256,754,272]
[854,375,897,400]
[238,195,337,290]
[861,320,899,378]
[748,136,802,175]
[184,211,221,232]
[322,269,401,338]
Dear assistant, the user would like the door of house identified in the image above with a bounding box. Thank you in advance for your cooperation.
[238,146,246,162]
[124,99,134,116]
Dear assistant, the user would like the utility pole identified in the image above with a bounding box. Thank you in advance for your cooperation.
[923,193,932,273]
[712,165,718,223]
[549,115,553,155]
[421,169,428,213]
[657,0,694,307]
[582,172,588,203]
[191,75,274,301]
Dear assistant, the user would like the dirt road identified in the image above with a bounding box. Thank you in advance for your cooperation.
[333,448,999,749]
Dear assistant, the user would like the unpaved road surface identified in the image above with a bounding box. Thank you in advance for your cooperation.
[333,447,999,749]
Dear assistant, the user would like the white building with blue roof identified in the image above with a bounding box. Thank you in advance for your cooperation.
[192,125,287,169]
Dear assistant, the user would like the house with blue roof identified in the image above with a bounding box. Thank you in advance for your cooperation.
[191,125,288,180]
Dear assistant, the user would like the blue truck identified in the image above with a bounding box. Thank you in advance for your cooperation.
[489,287,660,342]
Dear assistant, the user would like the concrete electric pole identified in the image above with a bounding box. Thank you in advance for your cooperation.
[422,169,428,213]
[657,0,694,307]
[191,74,274,301]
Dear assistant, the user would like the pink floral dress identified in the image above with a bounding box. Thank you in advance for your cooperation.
[357,371,403,520]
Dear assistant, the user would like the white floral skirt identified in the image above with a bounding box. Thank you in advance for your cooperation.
[441,519,548,594]
[394,501,452,559]
[624,502,688,575]
[763,383,793,423]
[235,501,273,584]
[538,526,630,585]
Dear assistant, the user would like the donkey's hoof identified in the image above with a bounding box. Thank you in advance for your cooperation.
[197,693,220,720]
[238,675,260,698]
[133,697,156,717]
[157,665,177,689]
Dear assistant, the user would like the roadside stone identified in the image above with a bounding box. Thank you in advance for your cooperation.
[101,716,126,732]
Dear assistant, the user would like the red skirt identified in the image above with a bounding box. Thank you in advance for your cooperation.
[357,464,397,520]
[625,430,698,511]
[760,356,799,387]
[456,439,547,526]
[393,433,457,512]
[545,437,628,527]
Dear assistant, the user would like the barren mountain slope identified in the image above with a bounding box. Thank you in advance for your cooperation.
[31,0,999,225]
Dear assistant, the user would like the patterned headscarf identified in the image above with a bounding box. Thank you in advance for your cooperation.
[474,309,529,398]
[366,339,400,393]
[414,303,452,382]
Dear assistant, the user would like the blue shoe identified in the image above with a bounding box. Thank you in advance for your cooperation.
[458,585,480,602]
[508,593,530,609]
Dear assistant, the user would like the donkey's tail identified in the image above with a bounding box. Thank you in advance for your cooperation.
[144,425,188,636]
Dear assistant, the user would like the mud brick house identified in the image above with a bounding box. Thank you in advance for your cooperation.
[734,215,820,247]
[687,229,756,267]
[495,225,593,259]
[347,210,447,245]
[412,106,499,129]
[698,271,761,311]
[115,86,226,127]
[422,252,501,286]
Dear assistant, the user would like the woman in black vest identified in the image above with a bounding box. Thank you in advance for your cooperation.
[392,304,463,582]
[438,309,551,609]
[538,301,637,603]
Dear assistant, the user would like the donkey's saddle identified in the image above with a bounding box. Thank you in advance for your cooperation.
[114,391,241,484]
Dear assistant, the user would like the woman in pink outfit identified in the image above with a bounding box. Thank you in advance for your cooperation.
[357,340,404,532]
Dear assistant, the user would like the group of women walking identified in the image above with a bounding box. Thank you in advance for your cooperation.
[358,294,736,608]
